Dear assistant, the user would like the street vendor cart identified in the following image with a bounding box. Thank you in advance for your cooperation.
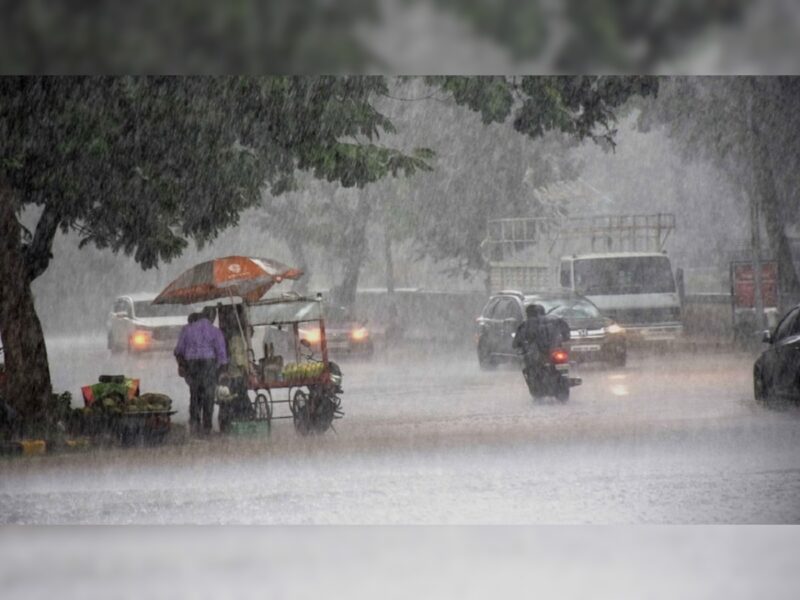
[226,293,344,435]
[152,256,342,436]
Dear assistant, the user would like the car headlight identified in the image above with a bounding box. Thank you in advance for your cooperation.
[299,328,321,344]
[351,327,369,341]
[130,330,152,349]
[605,323,625,335]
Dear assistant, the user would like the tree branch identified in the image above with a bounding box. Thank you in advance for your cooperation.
[22,202,62,281]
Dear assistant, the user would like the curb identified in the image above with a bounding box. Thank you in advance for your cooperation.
[0,437,93,457]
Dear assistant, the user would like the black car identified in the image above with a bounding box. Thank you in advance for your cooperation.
[476,290,627,370]
[754,303,800,406]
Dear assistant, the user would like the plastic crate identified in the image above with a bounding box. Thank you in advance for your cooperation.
[228,420,271,436]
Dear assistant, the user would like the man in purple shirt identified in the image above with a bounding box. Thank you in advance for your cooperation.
[174,306,228,435]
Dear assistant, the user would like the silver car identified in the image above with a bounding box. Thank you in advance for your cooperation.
[106,293,193,353]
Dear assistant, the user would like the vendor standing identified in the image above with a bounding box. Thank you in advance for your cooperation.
[174,306,228,435]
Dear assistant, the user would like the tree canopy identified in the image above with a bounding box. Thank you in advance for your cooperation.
[430,76,658,147]
[1,75,658,435]
[253,76,658,299]
[1,76,430,277]
[2,1,748,73]
[428,0,746,70]
[638,77,800,305]
[1,1,379,74]
[0,75,430,435]
[413,76,657,271]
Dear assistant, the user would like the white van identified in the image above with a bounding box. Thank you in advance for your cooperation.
[559,252,683,341]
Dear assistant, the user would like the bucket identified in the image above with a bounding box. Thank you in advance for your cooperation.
[20,439,47,455]
[229,420,270,436]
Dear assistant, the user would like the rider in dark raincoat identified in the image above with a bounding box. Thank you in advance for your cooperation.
[512,304,570,375]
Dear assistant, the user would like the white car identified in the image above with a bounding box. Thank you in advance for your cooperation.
[106,293,194,353]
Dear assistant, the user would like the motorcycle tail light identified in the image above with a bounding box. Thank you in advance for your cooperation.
[550,349,569,364]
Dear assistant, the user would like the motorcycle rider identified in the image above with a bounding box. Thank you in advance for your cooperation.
[512,303,570,376]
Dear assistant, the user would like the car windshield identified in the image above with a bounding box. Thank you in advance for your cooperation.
[133,302,193,318]
[524,298,601,319]
[523,298,561,315]
[574,256,675,295]
[551,299,601,319]
[324,305,352,322]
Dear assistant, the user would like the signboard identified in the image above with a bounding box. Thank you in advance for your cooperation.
[731,261,778,309]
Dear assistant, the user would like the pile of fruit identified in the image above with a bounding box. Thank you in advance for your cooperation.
[81,376,139,410]
[281,362,325,382]
[76,376,167,422]
[124,393,172,413]
[75,391,172,420]
[70,382,174,442]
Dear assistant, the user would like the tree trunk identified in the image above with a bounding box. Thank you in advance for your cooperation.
[751,127,800,312]
[755,171,800,311]
[0,189,53,438]
[384,222,395,295]
[336,190,372,309]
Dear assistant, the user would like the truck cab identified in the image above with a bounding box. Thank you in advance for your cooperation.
[559,252,683,341]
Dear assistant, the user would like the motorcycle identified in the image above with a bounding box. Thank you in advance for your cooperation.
[519,346,581,402]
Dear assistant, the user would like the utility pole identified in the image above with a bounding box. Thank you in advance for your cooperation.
[750,188,766,333]
[745,84,766,334]
[384,223,395,296]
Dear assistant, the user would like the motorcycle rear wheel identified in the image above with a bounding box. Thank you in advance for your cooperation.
[523,369,545,399]
[555,378,570,402]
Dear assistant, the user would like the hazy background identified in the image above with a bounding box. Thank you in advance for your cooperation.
[3,526,800,600]
[1,0,799,74]
[26,79,751,337]
[4,3,800,598]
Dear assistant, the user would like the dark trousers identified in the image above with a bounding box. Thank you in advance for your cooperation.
[523,347,546,376]
[186,359,217,434]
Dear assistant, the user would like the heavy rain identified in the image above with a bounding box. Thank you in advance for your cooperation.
[4,75,800,522]
[3,5,800,595]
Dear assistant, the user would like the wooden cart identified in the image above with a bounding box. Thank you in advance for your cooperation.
[218,294,344,435]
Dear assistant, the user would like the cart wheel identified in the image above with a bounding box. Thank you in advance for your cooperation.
[319,392,343,424]
[311,387,339,434]
[253,390,272,422]
[218,403,233,434]
[291,389,312,435]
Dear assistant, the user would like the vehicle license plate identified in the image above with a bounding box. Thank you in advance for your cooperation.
[572,344,601,352]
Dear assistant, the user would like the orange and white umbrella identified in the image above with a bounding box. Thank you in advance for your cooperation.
[152,256,302,305]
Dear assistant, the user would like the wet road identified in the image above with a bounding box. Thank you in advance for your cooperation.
[2,337,800,524]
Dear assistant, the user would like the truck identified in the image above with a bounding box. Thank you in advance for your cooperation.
[483,212,684,342]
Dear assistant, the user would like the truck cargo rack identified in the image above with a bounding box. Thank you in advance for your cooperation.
[483,213,675,262]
